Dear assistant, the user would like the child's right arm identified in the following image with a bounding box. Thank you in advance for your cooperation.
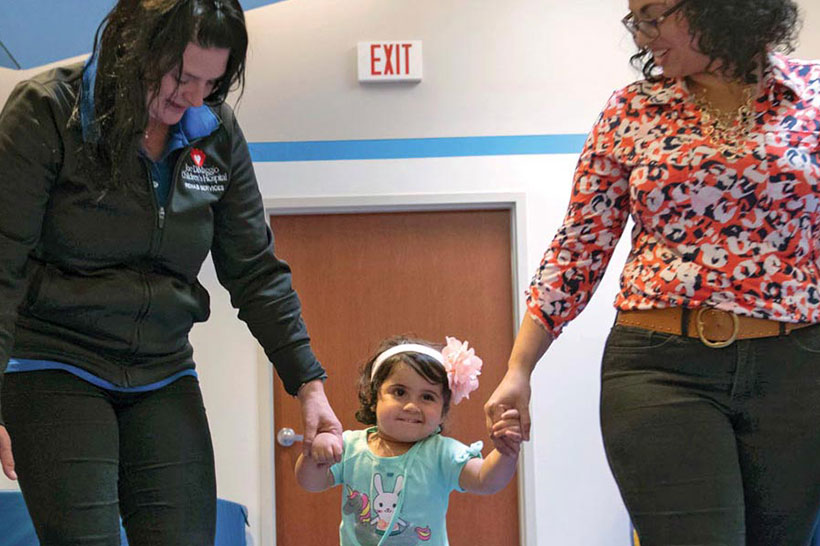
[295,431,341,492]
[295,453,336,491]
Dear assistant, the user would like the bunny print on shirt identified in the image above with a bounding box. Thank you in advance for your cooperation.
[372,473,406,532]
[340,472,433,545]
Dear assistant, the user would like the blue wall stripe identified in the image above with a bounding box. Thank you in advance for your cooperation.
[248,134,587,162]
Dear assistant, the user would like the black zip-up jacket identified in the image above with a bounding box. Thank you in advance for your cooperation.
[0,63,325,423]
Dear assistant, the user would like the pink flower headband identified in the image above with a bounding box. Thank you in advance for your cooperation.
[370,337,483,405]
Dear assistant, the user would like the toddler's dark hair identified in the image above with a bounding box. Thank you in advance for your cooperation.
[355,335,452,426]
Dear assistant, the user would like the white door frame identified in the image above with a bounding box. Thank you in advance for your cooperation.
[258,192,536,546]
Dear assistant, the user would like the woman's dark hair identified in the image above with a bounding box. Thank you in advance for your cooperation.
[355,336,452,427]
[631,0,801,83]
[85,0,248,187]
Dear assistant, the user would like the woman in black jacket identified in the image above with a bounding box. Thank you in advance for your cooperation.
[0,1,342,543]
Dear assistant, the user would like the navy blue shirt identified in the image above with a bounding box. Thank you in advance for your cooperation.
[141,124,190,207]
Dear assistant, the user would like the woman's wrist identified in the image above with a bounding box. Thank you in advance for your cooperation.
[505,314,554,376]
[296,377,326,401]
[506,360,535,377]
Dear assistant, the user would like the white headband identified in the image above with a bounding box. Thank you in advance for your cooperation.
[370,344,444,380]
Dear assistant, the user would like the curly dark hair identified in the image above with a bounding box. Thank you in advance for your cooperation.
[84,0,248,189]
[355,336,452,427]
[631,0,801,83]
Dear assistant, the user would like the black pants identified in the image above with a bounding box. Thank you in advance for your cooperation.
[3,371,216,546]
[601,323,820,546]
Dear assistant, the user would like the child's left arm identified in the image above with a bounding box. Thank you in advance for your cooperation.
[458,408,522,495]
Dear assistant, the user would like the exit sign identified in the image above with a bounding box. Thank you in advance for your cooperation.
[357,41,422,82]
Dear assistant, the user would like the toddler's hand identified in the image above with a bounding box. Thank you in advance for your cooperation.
[309,431,343,465]
[490,407,523,456]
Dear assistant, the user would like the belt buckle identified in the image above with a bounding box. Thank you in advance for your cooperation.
[696,307,739,348]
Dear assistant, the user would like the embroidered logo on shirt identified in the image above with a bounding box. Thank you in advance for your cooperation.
[181,149,228,193]
[191,148,206,167]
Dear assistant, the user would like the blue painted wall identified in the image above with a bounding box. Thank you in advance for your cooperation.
[0,0,286,69]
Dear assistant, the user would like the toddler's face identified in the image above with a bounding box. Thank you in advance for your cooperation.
[375,362,445,444]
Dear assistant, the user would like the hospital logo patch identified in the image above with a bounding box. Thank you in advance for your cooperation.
[181,149,228,193]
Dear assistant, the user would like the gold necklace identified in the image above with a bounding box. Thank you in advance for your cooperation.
[691,84,757,155]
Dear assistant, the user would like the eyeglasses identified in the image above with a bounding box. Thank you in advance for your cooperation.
[621,0,690,40]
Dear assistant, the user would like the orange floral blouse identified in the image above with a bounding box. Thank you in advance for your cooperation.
[527,53,820,337]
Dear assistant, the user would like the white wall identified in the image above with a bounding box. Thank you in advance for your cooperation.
[1,1,818,545]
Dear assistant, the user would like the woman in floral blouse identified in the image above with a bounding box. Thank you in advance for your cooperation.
[486,0,819,544]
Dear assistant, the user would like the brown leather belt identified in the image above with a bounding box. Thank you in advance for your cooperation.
[616,307,813,348]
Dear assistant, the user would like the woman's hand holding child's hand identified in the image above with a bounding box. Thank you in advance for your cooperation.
[295,431,341,492]
[460,405,523,494]
[309,431,343,465]
[490,407,523,457]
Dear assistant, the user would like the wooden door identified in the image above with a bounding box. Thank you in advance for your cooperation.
[271,209,520,546]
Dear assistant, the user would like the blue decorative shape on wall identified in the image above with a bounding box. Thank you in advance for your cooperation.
[0,39,19,69]
[241,0,288,9]
[0,0,287,69]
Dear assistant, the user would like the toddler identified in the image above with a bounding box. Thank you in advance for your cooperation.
[296,336,522,546]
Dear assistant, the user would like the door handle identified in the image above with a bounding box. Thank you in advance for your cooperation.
[276,427,304,447]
